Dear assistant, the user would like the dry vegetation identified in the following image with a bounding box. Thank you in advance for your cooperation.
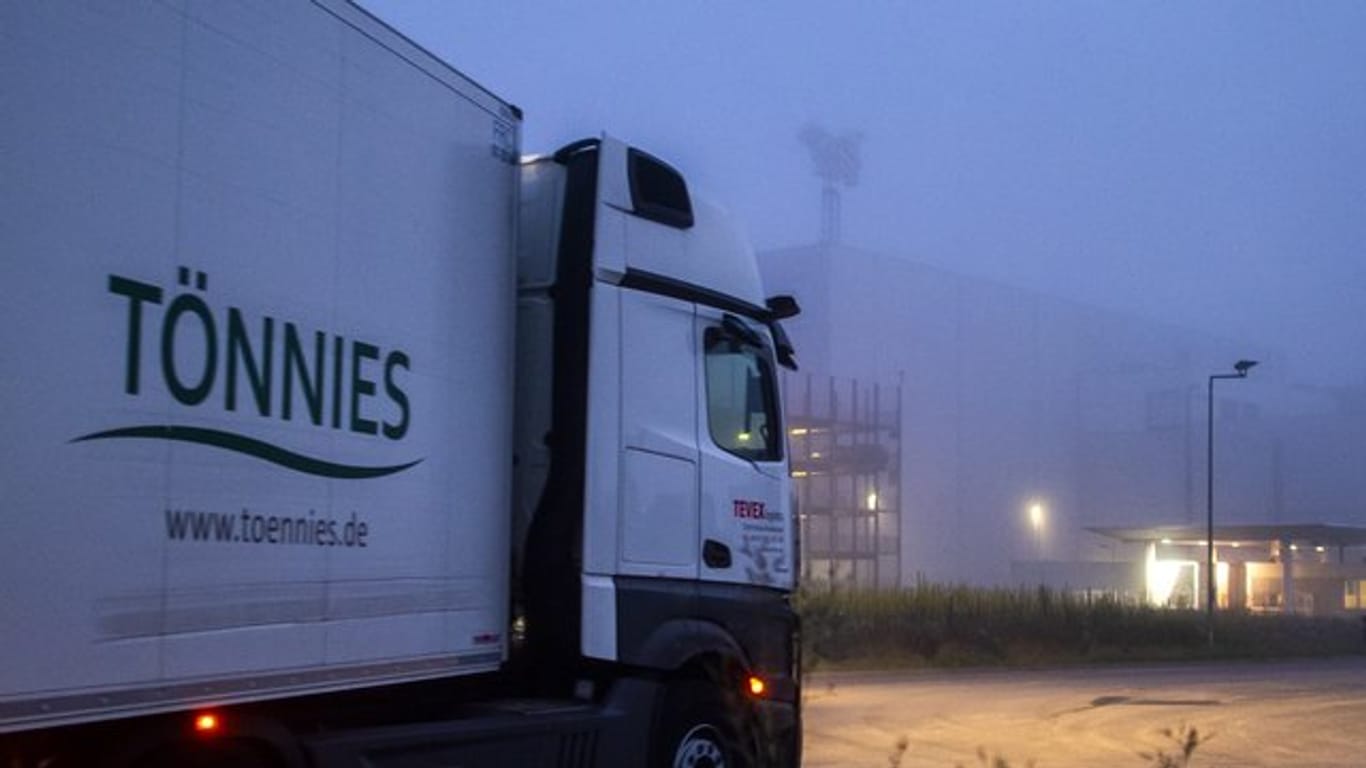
[799,583,1364,669]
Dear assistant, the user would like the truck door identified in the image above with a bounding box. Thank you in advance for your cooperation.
[695,310,792,588]
[617,289,700,580]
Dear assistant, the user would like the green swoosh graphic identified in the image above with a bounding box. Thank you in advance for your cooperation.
[71,425,423,479]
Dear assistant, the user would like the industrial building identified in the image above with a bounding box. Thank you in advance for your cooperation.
[761,242,1366,615]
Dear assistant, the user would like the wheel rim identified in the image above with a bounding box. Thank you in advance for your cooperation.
[673,724,726,768]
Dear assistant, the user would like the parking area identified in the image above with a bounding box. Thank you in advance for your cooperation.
[803,657,1366,767]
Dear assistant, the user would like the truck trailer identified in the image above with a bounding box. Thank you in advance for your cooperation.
[0,2,801,766]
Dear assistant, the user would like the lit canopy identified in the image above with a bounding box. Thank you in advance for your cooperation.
[1088,523,1366,548]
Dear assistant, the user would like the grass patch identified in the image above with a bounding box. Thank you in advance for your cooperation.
[798,583,1365,669]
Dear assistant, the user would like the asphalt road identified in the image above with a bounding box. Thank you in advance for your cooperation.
[802,657,1366,768]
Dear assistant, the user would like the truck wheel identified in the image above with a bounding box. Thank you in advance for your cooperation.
[654,681,752,768]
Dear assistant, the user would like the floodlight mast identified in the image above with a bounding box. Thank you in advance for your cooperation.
[799,123,863,245]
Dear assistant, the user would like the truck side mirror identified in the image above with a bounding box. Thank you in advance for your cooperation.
[765,295,800,321]
[770,322,798,371]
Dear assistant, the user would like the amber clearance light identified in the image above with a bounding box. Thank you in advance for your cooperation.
[746,675,767,697]
[193,712,221,735]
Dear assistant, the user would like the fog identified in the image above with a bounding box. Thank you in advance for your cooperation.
[366,0,1365,383]
[365,1,1366,585]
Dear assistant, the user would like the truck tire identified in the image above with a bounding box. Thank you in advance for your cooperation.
[653,681,753,768]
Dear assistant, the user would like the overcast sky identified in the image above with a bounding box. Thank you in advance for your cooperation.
[364,1,1366,385]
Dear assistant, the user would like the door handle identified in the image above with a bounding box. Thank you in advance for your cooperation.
[703,539,732,569]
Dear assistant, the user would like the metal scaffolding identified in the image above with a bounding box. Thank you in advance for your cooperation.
[785,373,902,590]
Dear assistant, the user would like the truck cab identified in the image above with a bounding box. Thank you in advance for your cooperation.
[516,137,801,766]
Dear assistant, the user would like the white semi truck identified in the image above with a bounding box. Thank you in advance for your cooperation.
[0,2,801,766]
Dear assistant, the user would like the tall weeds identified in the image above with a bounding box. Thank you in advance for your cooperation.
[798,583,1364,667]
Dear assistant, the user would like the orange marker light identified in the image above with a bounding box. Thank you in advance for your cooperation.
[747,676,767,697]
[193,712,220,734]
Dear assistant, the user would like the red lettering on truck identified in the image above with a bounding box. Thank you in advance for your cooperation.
[732,500,766,519]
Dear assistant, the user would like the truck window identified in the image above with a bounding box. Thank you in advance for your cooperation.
[704,326,782,462]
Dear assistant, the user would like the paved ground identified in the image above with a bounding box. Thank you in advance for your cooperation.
[802,657,1366,767]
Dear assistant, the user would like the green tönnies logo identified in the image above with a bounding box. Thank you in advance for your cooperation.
[72,268,422,479]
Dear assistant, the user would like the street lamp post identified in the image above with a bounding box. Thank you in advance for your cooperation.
[1206,359,1257,647]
